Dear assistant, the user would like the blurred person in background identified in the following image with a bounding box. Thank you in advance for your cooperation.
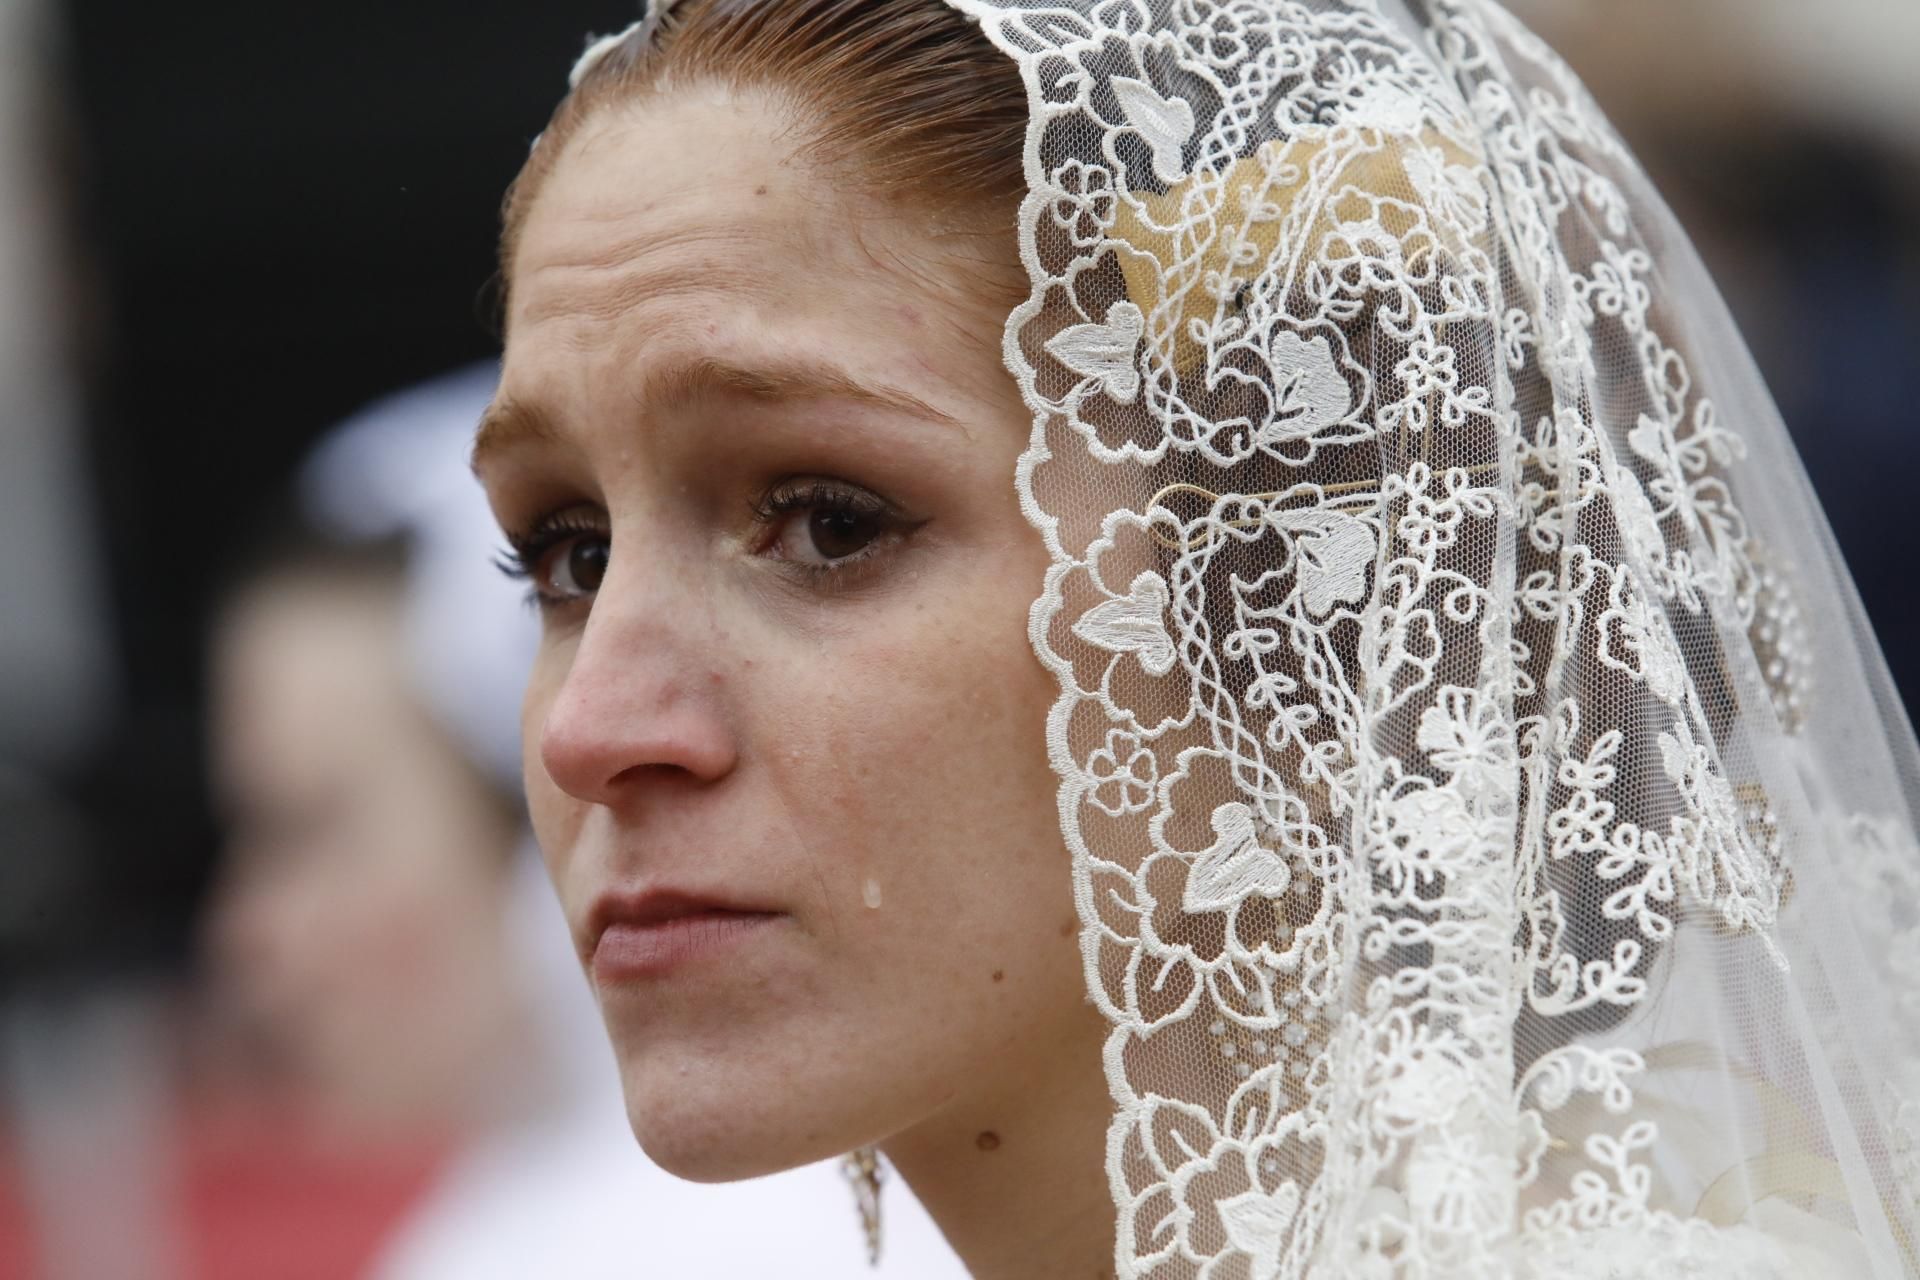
[207,368,548,1166]
[203,365,967,1278]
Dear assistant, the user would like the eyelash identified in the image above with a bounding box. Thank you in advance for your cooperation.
[495,509,606,609]
[494,478,908,608]
[748,478,906,584]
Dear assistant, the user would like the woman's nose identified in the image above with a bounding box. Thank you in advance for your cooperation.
[533,579,738,808]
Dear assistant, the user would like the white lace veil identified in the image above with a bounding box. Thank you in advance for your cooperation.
[929,1,1920,1275]
[565,2,1920,1274]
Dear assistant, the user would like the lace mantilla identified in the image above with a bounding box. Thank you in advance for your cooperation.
[945,0,1918,1274]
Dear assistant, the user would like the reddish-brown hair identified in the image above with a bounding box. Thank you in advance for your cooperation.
[499,0,1028,291]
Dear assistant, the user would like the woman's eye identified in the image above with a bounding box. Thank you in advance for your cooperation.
[499,504,611,608]
[782,507,886,565]
[532,534,609,600]
[754,480,904,574]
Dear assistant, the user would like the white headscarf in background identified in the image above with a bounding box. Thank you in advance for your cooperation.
[301,364,967,1279]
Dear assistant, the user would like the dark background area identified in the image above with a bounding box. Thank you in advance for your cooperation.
[22,1,1920,983]
[51,1,637,973]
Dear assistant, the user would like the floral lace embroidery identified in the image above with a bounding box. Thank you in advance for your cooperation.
[946,0,1800,1274]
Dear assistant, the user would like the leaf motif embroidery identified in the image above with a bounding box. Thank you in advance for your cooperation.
[1259,331,1354,443]
[1184,803,1293,912]
[1218,1180,1301,1280]
[1609,463,1667,564]
[1045,301,1146,403]
[1112,76,1194,183]
[1347,80,1424,134]
[1073,569,1176,676]
[1626,413,1670,468]
[1277,510,1374,615]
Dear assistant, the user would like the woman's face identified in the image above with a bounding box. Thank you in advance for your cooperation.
[210,577,520,1135]
[479,85,1092,1180]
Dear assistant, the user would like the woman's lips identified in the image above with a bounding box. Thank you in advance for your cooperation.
[587,893,784,983]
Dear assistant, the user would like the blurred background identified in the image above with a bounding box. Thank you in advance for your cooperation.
[0,0,1916,1276]
[0,3,639,1276]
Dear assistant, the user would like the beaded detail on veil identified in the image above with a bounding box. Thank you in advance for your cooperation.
[943,0,1920,1274]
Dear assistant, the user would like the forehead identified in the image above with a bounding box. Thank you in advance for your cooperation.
[511,89,802,317]
[498,84,1016,421]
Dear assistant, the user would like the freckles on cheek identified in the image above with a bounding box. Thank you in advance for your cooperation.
[825,590,1049,795]
[786,683,903,834]
[763,631,967,863]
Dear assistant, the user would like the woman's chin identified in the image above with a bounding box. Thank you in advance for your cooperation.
[622,1083,843,1184]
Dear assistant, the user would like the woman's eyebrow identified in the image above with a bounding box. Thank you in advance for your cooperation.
[473,354,964,473]
[639,354,962,429]
[471,395,561,475]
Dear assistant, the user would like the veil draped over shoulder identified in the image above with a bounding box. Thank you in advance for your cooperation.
[937,0,1920,1275]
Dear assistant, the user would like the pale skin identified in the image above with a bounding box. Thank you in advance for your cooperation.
[477,86,1117,1277]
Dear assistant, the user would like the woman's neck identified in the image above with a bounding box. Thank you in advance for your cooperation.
[884,1002,1115,1279]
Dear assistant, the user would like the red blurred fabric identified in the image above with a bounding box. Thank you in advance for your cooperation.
[0,1105,443,1280]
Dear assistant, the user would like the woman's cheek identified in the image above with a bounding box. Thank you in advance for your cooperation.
[823,564,1055,869]
[520,655,582,866]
